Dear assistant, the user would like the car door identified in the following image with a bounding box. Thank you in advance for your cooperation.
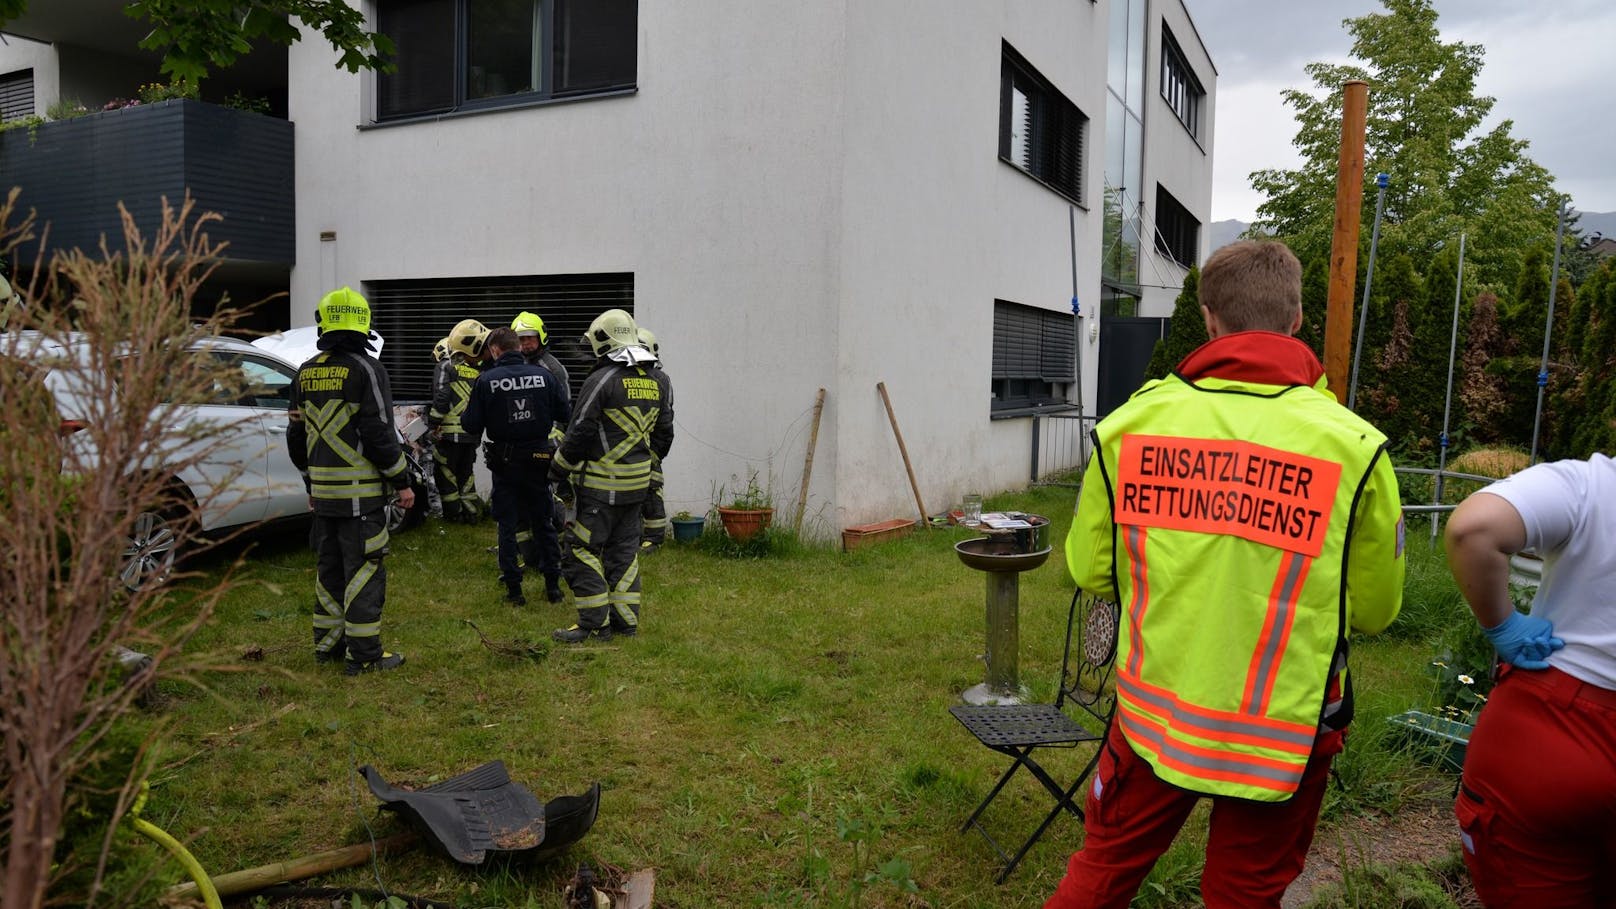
[160,352,271,531]
[229,351,309,522]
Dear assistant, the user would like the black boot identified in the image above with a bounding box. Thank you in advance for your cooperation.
[505,581,526,607]
[545,575,565,604]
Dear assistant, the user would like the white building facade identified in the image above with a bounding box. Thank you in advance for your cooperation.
[2,0,1215,532]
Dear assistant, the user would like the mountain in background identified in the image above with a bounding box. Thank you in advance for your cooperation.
[1204,211,1616,263]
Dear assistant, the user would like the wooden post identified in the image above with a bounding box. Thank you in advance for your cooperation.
[876,382,929,523]
[794,388,826,533]
[167,832,418,901]
[1324,80,1369,403]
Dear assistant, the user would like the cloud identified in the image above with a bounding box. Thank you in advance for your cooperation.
[1191,0,1616,220]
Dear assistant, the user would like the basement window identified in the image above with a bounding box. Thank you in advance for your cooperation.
[992,299,1075,412]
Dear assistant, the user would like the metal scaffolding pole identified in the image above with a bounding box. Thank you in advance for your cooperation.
[1348,173,1390,411]
[1529,201,1568,464]
[1433,233,1465,543]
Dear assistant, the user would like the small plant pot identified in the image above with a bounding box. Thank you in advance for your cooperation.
[670,515,705,543]
[1387,709,1473,772]
[717,506,773,541]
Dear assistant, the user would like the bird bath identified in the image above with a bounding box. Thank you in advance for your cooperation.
[955,537,1051,705]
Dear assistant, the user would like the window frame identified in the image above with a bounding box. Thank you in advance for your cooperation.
[991,299,1076,414]
[1159,26,1204,141]
[999,43,1088,207]
[1152,184,1200,268]
[373,0,638,124]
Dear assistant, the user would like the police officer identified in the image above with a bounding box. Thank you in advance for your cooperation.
[428,319,488,523]
[287,287,413,675]
[463,327,570,606]
[550,309,673,642]
[636,326,673,551]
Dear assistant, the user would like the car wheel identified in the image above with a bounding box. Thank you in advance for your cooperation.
[388,483,430,534]
[121,508,182,591]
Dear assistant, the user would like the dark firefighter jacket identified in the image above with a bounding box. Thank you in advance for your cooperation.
[428,355,482,440]
[287,333,410,518]
[553,358,674,504]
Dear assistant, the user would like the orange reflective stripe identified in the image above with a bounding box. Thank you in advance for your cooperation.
[1241,550,1313,716]
[1123,524,1150,677]
[1117,669,1316,753]
[1119,709,1306,795]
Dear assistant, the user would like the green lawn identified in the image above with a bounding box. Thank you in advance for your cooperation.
[107,483,1471,907]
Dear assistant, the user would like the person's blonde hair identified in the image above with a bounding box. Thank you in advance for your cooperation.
[1200,240,1302,333]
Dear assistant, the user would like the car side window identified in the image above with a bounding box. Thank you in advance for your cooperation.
[234,355,296,410]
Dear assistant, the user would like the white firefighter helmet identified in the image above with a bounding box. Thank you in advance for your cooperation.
[432,336,451,362]
[583,309,639,357]
[636,326,659,359]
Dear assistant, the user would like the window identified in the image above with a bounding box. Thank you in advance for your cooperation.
[992,300,1075,412]
[365,272,633,399]
[376,0,637,121]
[999,43,1087,204]
[1160,27,1203,139]
[0,69,33,122]
[1153,184,1200,267]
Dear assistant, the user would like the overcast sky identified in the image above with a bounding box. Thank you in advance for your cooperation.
[1182,0,1616,223]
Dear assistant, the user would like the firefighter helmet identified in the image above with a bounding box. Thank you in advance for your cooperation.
[583,309,638,357]
[447,319,490,359]
[511,311,548,344]
[315,287,370,335]
[637,326,659,359]
[432,337,450,362]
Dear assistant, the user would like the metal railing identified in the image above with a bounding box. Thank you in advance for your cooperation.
[1028,412,1098,487]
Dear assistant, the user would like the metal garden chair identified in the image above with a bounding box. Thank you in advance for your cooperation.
[949,587,1120,883]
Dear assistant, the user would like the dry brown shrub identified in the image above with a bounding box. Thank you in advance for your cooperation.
[1448,447,1530,480]
[1,190,261,909]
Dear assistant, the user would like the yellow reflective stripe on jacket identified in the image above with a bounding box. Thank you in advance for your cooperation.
[579,406,658,492]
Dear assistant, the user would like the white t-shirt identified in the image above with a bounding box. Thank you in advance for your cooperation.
[1486,454,1616,690]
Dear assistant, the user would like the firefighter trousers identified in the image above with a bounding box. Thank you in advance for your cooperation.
[310,509,391,663]
[640,473,667,546]
[561,495,643,633]
[433,438,477,520]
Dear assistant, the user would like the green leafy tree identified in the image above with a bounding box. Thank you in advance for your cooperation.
[1143,267,1202,379]
[1249,0,1559,294]
[0,0,393,81]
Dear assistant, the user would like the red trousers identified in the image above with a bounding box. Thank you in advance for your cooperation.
[1456,665,1616,908]
[1045,723,1344,909]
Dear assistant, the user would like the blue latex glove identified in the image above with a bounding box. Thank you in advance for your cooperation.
[1482,610,1565,670]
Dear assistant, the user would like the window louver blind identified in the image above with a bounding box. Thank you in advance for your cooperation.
[993,300,1075,382]
[0,69,34,121]
[365,272,634,401]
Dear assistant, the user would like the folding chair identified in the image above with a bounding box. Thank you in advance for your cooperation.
[949,587,1120,883]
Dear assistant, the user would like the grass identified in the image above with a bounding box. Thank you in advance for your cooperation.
[99,484,1477,907]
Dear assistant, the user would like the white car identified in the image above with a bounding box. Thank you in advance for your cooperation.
[7,331,313,588]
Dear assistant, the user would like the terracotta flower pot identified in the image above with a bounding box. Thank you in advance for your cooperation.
[717,506,774,541]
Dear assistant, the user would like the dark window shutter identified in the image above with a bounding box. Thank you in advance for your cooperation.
[378,0,457,118]
[553,0,638,95]
[0,69,33,121]
[365,272,634,400]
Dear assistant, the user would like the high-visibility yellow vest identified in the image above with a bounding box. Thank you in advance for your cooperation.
[1068,371,1404,801]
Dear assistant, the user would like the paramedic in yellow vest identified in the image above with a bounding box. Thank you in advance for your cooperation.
[286,287,414,675]
[428,319,488,523]
[1046,241,1405,909]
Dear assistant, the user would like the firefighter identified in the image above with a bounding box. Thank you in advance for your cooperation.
[509,311,571,590]
[420,337,451,519]
[636,326,673,551]
[550,309,673,643]
[286,287,413,675]
[1046,241,1405,908]
[463,327,570,606]
[428,319,488,523]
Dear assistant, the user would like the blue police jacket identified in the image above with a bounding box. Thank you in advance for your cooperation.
[462,350,571,450]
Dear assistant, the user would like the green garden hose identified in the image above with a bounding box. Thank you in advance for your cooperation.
[128,780,222,909]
